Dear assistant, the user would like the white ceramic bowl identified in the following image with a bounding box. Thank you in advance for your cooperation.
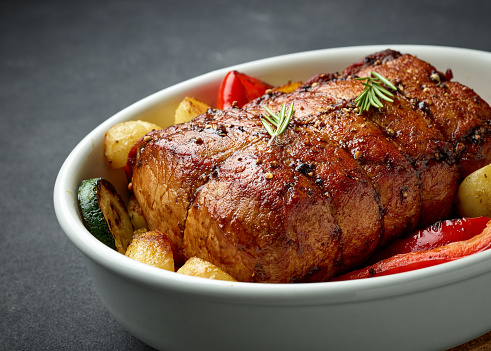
[54,45,491,351]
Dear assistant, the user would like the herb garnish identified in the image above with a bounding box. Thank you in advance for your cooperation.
[261,102,295,146]
[354,72,397,114]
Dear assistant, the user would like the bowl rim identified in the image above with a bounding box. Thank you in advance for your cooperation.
[54,44,491,306]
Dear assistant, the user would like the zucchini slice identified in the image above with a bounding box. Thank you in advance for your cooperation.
[78,178,134,253]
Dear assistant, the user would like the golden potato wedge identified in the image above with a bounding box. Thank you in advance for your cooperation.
[457,164,491,218]
[273,81,302,94]
[132,227,148,238]
[174,96,211,124]
[125,231,174,271]
[104,120,162,169]
[127,195,147,230]
[177,257,236,281]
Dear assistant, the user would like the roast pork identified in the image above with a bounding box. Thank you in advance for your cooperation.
[129,50,491,283]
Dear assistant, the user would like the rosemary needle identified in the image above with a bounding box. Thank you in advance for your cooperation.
[261,102,295,146]
[354,71,397,114]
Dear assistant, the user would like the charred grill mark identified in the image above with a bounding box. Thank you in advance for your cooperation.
[466,125,491,145]
[301,72,341,87]
[295,162,316,176]
[341,49,402,77]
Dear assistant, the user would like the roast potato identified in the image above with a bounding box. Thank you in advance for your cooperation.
[104,120,162,169]
[125,231,174,271]
[457,164,491,218]
[174,96,211,124]
[177,257,236,281]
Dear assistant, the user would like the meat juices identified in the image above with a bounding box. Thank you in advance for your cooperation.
[130,50,491,282]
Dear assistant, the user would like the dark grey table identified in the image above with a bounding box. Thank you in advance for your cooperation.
[2,1,491,350]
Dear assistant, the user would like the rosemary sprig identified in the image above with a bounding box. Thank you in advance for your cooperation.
[354,71,397,114]
[261,102,295,146]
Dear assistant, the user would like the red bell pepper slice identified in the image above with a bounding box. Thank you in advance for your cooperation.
[217,71,273,110]
[367,216,491,264]
[333,218,491,281]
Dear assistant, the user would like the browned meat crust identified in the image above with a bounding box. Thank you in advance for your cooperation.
[131,109,264,264]
[130,50,491,282]
[343,50,491,179]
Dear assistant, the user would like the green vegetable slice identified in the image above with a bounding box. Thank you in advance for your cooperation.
[78,178,134,253]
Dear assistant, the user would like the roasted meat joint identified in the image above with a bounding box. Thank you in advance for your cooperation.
[93,50,491,283]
